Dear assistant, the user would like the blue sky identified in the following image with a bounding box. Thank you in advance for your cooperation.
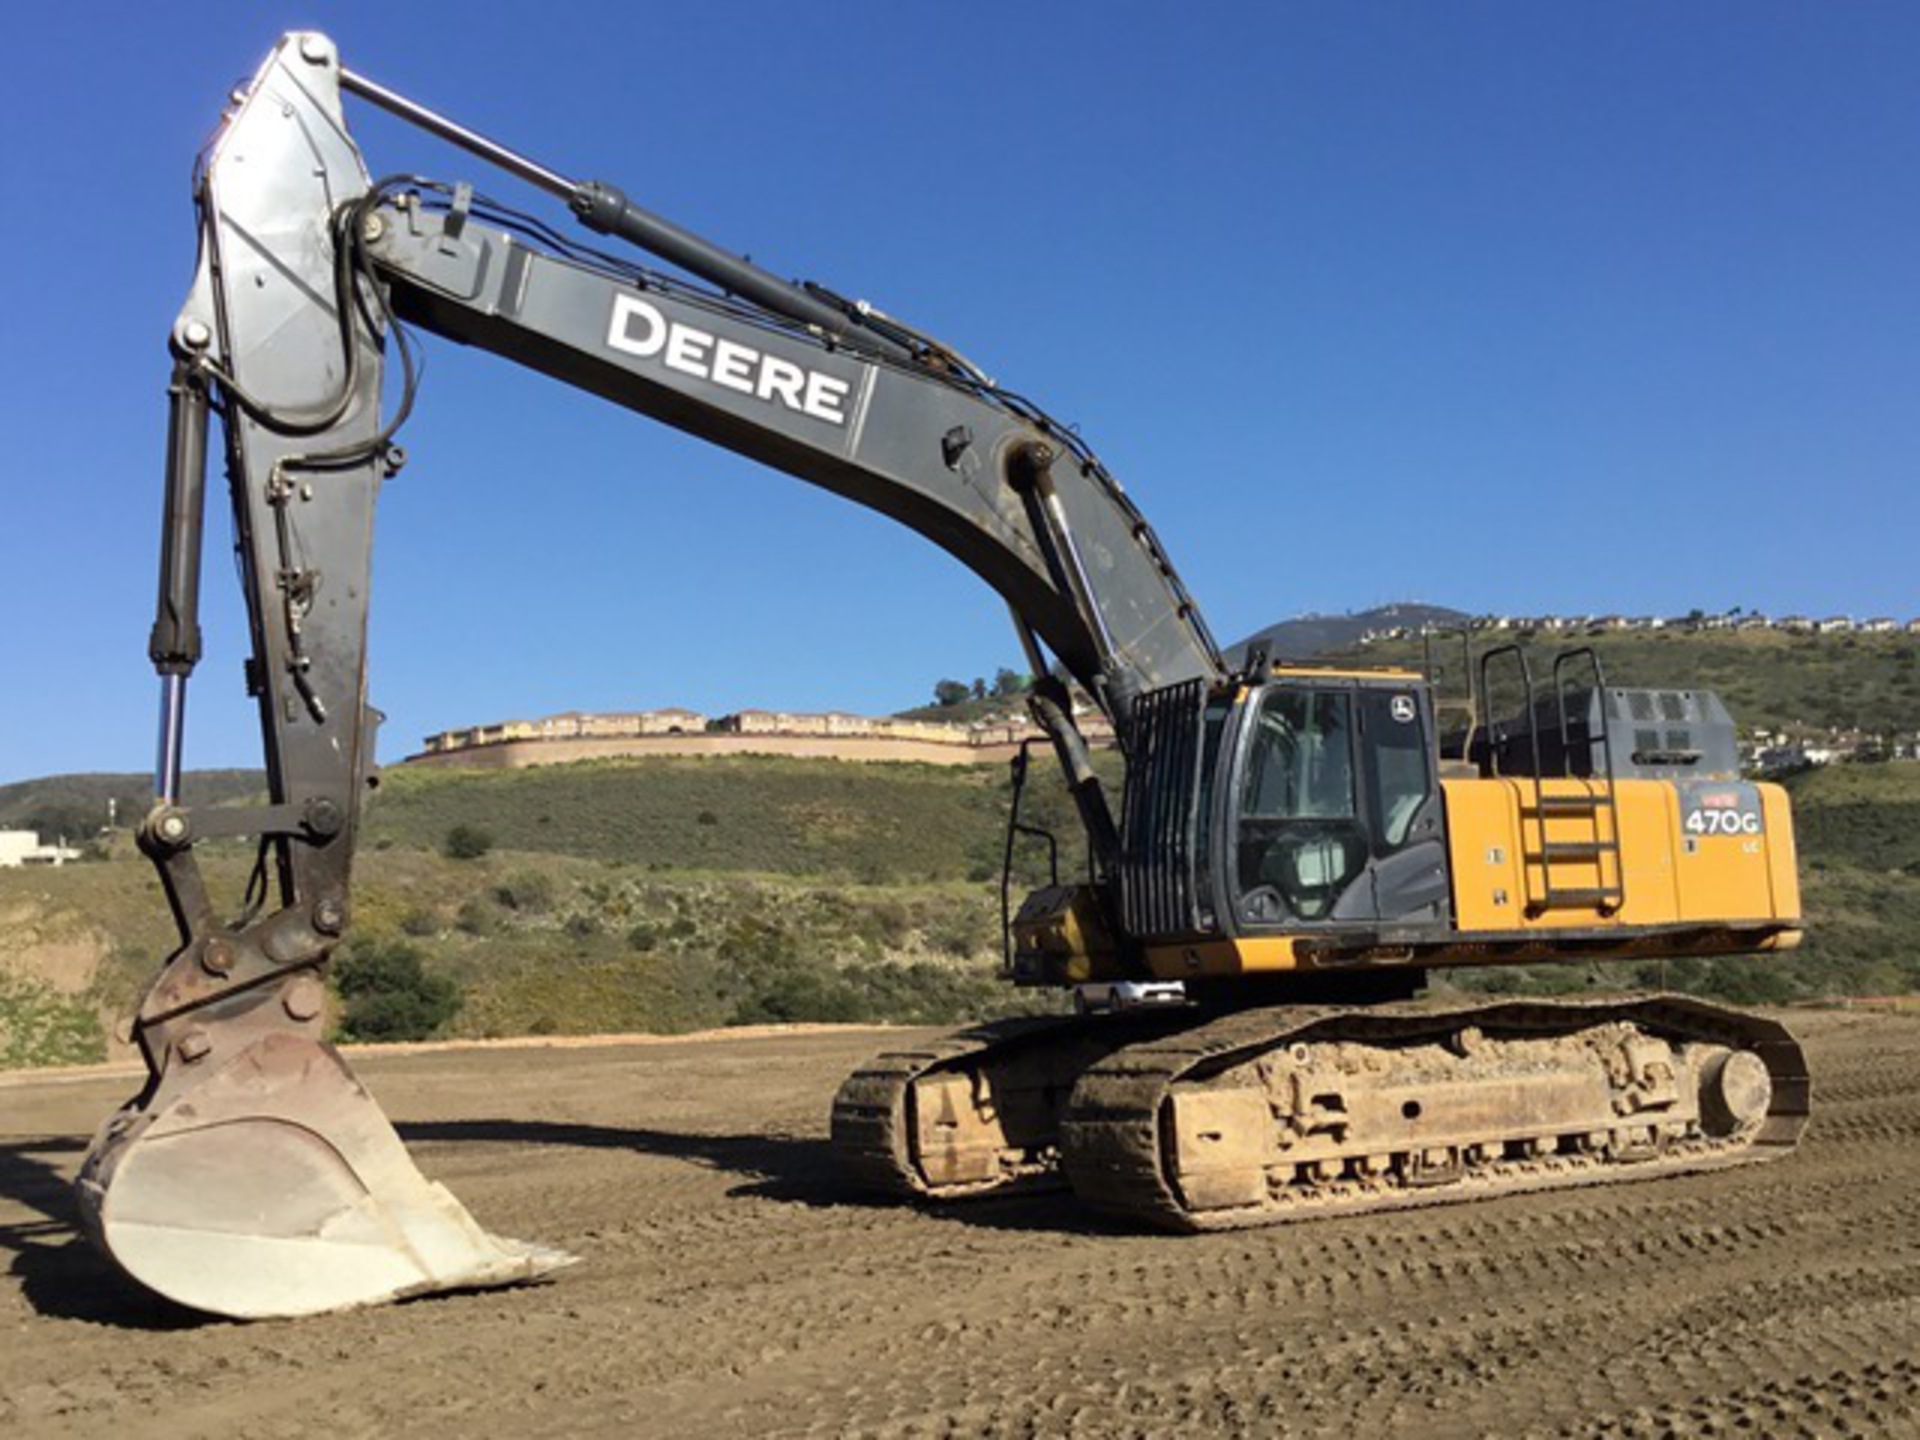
[1,2,1914,784]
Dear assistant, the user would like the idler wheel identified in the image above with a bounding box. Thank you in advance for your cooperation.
[1700,1049,1772,1136]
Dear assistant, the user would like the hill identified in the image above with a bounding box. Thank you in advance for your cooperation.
[0,755,1093,1067]
[0,769,262,842]
[1321,626,1920,739]
[1228,602,1469,663]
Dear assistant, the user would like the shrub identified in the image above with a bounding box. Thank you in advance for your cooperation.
[731,968,868,1025]
[455,897,499,935]
[443,824,494,860]
[493,869,556,912]
[333,940,461,1041]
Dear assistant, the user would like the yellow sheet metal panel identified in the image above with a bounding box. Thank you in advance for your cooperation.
[1440,778,1524,930]
[1760,782,1803,922]
[1144,937,1302,980]
[1671,781,1770,923]
[1602,781,1681,926]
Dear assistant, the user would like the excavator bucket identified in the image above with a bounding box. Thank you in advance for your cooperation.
[76,1032,572,1319]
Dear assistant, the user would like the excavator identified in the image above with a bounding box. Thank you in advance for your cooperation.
[81,33,1809,1319]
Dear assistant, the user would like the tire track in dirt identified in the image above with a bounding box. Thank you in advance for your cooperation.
[1,1014,1915,1438]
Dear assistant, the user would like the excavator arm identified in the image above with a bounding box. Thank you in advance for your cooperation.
[82,32,1221,1318]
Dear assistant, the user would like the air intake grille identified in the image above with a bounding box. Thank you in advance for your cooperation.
[1119,679,1207,940]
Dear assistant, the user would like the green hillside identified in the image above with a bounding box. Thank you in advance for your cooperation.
[1328,627,1920,738]
[0,754,1091,1066]
[364,756,1019,883]
[0,769,262,842]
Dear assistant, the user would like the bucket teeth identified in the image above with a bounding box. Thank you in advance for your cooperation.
[77,1033,573,1320]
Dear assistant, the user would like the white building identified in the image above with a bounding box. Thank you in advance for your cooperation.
[0,830,82,868]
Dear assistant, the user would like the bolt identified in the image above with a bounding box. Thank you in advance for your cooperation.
[361,211,387,244]
[177,1029,212,1063]
[298,34,332,65]
[304,797,344,838]
[200,938,236,978]
[313,897,346,935]
[283,975,325,1023]
[180,319,213,351]
[155,811,190,845]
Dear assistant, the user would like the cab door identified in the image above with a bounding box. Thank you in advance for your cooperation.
[1354,686,1450,924]
[1225,682,1449,931]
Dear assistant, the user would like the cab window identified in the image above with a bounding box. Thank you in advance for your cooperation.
[1233,688,1366,923]
[1360,690,1431,851]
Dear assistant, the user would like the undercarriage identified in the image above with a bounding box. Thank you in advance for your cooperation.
[830,994,1808,1229]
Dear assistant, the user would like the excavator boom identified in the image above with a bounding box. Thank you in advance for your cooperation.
[87,32,1219,1318]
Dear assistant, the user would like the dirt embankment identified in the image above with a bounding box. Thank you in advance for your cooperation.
[3,1011,1918,1438]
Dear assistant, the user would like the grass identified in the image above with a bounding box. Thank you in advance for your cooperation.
[362,755,1018,884]
[0,971,105,1067]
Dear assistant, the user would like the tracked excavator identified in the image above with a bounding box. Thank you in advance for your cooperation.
[83,33,1810,1319]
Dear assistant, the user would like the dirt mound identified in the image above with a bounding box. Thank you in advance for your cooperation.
[2,1012,1916,1436]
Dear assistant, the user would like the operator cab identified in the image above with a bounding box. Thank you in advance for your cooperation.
[1121,670,1451,944]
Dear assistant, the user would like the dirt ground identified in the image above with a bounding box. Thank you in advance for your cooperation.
[3,1011,1918,1439]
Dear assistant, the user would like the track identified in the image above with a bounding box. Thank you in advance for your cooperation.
[1,1010,1916,1438]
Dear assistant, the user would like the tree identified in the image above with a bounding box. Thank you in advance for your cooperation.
[932,678,971,707]
[992,667,1030,698]
[332,940,461,1041]
[971,677,987,701]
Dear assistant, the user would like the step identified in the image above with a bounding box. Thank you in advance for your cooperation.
[1528,887,1624,913]
[1527,793,1616,813]
[1538,841,1618,861]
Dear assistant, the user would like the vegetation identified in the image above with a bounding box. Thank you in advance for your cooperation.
[0,769,262,842]
[442,823,494,860]
[0,971,106,1068]
[361,755,1021,884]
[927,669,1031,709]
[333,939,463,1041]
[1329,627,1920,740]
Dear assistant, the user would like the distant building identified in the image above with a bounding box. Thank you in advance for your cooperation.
[0,830,82,868]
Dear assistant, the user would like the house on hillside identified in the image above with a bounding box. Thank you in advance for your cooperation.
[637,708,706,735]
[1779,616,1813,634]
[470,719,536,745]
[1860,617,1896,634]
